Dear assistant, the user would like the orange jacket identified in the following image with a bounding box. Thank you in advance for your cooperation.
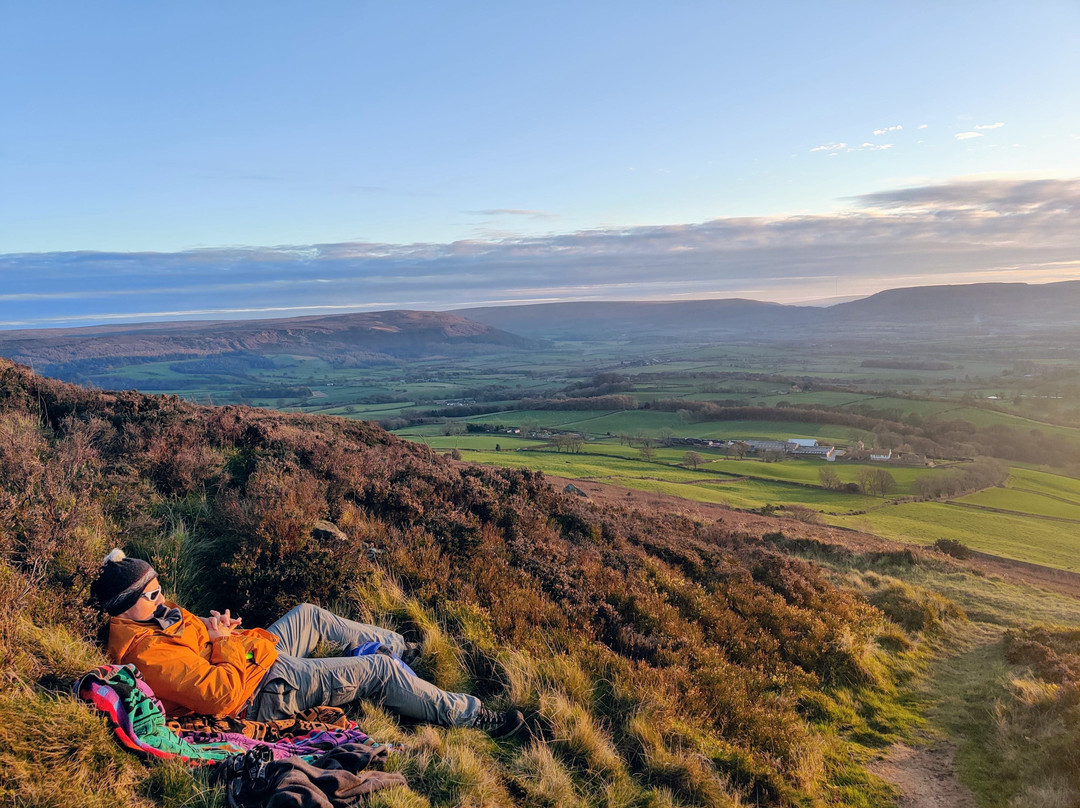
[107,604,279,717]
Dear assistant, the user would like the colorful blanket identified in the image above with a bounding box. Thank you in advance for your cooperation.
[76,665,397,765]
[76,664,246,763]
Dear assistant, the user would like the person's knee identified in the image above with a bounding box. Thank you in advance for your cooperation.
[365,654,407,685]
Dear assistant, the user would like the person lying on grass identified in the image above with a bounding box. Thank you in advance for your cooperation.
[90,549,524,738]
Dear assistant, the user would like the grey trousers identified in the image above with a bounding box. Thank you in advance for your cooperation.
[250,603,480,727]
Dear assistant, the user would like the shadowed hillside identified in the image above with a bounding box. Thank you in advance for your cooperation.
[0,358,967,807]
[0,309,539,369]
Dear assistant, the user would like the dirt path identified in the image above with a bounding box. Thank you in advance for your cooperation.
[868,742,977,808]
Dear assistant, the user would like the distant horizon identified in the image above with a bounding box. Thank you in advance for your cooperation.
[2,275,1077,335]
[3,175,1079,330]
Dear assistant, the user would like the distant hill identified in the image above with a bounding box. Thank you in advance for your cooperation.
[0,309,540,371]
[461,281,1080,341]
[3,282,1078,381]
[828,281,1080,326]
[457,298,823,340]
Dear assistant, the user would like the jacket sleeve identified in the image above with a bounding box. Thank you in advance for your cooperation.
[130,634,253,716]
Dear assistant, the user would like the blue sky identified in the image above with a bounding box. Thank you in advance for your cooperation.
[2,2,1079,327]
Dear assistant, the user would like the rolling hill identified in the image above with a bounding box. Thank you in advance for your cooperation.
[461,281,1080,341]
[0,309,540,369]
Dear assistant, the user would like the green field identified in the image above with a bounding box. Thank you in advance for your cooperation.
[828,501,1080,571]
[957,487,1080,521]
[1007,467,1080,501]
[699,457,949,495]
[603,475,877,511]
[424,443,885,512]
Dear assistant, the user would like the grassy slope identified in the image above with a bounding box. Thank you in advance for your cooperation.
[3,360,932,808]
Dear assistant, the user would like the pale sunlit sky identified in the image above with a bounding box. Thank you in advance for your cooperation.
[1,1,1079,327]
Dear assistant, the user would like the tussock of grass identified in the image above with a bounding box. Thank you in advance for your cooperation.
[850,571,966,635]
[407,728,514,806]
[625,713,743,807]
[539,691,625,780]
[15,617,108,683]
[140,760,223,808]
[1008,780,1075,808]
[354,701,410,745]
[507,741,586,808]
[365,786,433,808]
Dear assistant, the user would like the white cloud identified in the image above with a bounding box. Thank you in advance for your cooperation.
[975,122,1005,130]
[5,178,1079,328]
[917,124,929,130]
[873,125,903,135]
[956,132,984,140]
[468,208,558,219]
[810,142,847,152]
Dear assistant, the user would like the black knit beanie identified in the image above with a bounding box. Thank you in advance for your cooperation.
[91,549,157,616]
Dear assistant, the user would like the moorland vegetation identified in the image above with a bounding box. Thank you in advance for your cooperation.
[0,358,952,807]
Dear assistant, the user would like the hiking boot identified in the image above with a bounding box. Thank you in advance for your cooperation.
[470,707,525,739]
[400,641,423,666]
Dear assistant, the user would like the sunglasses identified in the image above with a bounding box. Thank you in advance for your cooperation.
[140,587,162,601]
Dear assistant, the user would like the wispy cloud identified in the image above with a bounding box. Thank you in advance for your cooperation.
[813,142,892,155]
[956,131,984,140]
[975,122,1005,130]
[468,208,559,219]
[3,178,1078,328]
[917,124,929,130]
[873,125,902,135]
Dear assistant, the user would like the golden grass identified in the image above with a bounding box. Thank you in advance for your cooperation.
[507,741,587,808]
[407,727,514,807]
[626,713,744,807]
[0,691,148,808]
[539,691,625,781]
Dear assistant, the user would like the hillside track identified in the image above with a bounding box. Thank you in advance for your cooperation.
[868,740,977,808]
[545,475,1080,600]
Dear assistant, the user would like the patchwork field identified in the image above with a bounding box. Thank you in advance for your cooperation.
[401,431,1080,572]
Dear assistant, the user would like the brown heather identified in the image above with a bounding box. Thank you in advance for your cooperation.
[0,359,915,807]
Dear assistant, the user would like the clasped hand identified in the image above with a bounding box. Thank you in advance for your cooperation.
[203,608,242,641]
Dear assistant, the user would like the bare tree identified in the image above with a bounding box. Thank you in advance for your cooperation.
[639,444,657,462]
[856,468,875,495]
[683,451,704,470]
[874,469,896,496]
[818,467,842,490]
[857,467,896,496]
